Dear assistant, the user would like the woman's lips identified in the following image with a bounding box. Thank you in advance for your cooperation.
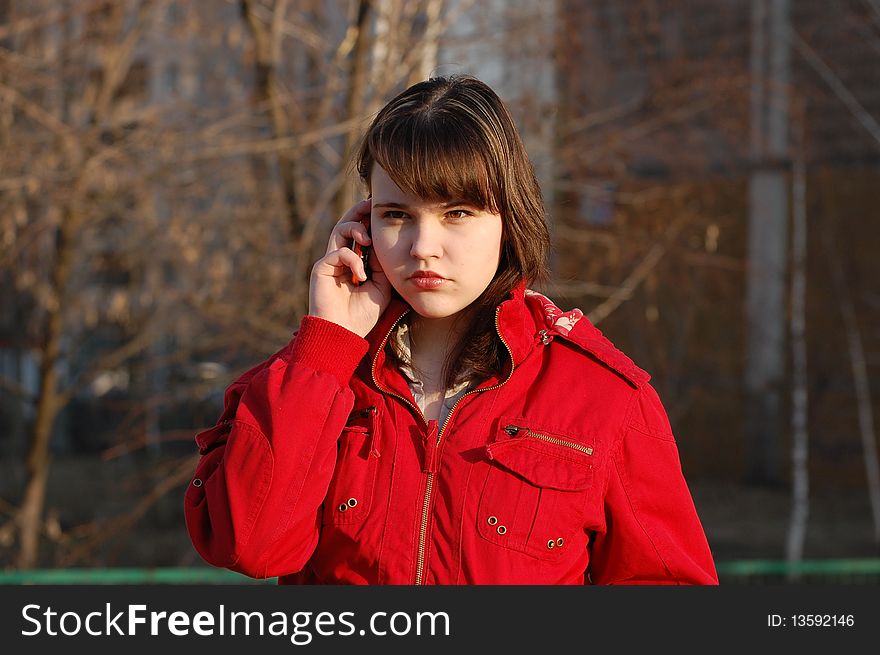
[409,273,446,289]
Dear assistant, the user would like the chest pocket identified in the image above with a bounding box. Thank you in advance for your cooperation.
[477,416,594,559]
[322,405,380,526]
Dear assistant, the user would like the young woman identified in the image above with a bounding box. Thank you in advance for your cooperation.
[185,75,718,585]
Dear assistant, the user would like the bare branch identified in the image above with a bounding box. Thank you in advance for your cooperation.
[0,0,114,41]
[55,324,158,409]
[0,82,82,160]
[556,95,647,139]
[93,0,172,122]
[588,213,694,325]
[175,114,368,162]
[0,374,33,402]
[789,28,880,148]
[54,455,198,568]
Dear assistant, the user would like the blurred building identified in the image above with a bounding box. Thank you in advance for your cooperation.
[552,0,880,483]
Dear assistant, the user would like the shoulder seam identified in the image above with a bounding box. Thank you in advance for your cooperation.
[525,288,650,388]
[562,325,650,389]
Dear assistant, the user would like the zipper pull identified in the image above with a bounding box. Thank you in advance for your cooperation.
[422,419,440,473]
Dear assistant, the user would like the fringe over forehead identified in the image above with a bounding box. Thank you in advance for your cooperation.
[357,77,517,214]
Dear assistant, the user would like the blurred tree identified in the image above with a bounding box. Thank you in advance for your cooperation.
[0,0,464,569]
[0,0,178,569]
[746,0,791,485]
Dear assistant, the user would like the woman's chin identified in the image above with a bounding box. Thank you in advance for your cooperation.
[402,296,461,320]
[410,305,457,320]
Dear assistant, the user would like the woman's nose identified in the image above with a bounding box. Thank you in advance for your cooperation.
[409,221,443,260]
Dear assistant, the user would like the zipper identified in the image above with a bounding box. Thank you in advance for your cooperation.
[369,310,430,582]
[416,307,515,585]
[371,305,516,585]
[502,425,594,456]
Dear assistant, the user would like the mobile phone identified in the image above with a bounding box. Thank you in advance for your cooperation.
[351,217,371,285]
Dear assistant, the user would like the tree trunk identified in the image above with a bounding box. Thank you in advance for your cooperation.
[241,0,302,241]
[333,0,373,219]
[241,0,315,319]
[17,209,76,569]
[745,0,791,484]
[785,111,808,574]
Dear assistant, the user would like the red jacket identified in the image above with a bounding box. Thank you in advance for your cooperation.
[185,280,718,584]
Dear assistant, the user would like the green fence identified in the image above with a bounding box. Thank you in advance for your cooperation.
[1,560,879,584]
[0,568,272,585]
[716,558,880,584]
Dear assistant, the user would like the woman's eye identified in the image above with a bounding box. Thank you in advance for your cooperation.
[446,210,472,221]
[383,211,409,220]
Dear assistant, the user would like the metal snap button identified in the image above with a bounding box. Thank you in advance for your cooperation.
[191,478,202,488]
[547,539,555,549]
[496,525,507,535]
[556,537,564,547]
[347,498,358,508]
[338,503,348,512]
[487,516,498,525]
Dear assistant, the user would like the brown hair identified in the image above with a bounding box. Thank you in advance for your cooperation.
[356,74,550,390]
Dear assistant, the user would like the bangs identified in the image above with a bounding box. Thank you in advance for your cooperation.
[365,115,500,214]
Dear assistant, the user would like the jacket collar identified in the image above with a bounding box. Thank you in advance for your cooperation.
[367,280,540,400]
[364,278,649,393]
[366,279,537,362]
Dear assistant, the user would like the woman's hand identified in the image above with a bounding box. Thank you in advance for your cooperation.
[308,198,392,338]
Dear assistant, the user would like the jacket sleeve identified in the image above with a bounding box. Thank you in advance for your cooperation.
[184,315,369,579]
[587,383,719,585]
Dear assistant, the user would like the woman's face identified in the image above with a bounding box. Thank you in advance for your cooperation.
[370,163,503,321]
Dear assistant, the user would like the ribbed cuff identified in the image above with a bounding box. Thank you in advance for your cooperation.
[289,316,369,386]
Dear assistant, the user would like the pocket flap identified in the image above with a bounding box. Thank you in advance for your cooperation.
[485,419,593,491]
[341,405,378,456]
